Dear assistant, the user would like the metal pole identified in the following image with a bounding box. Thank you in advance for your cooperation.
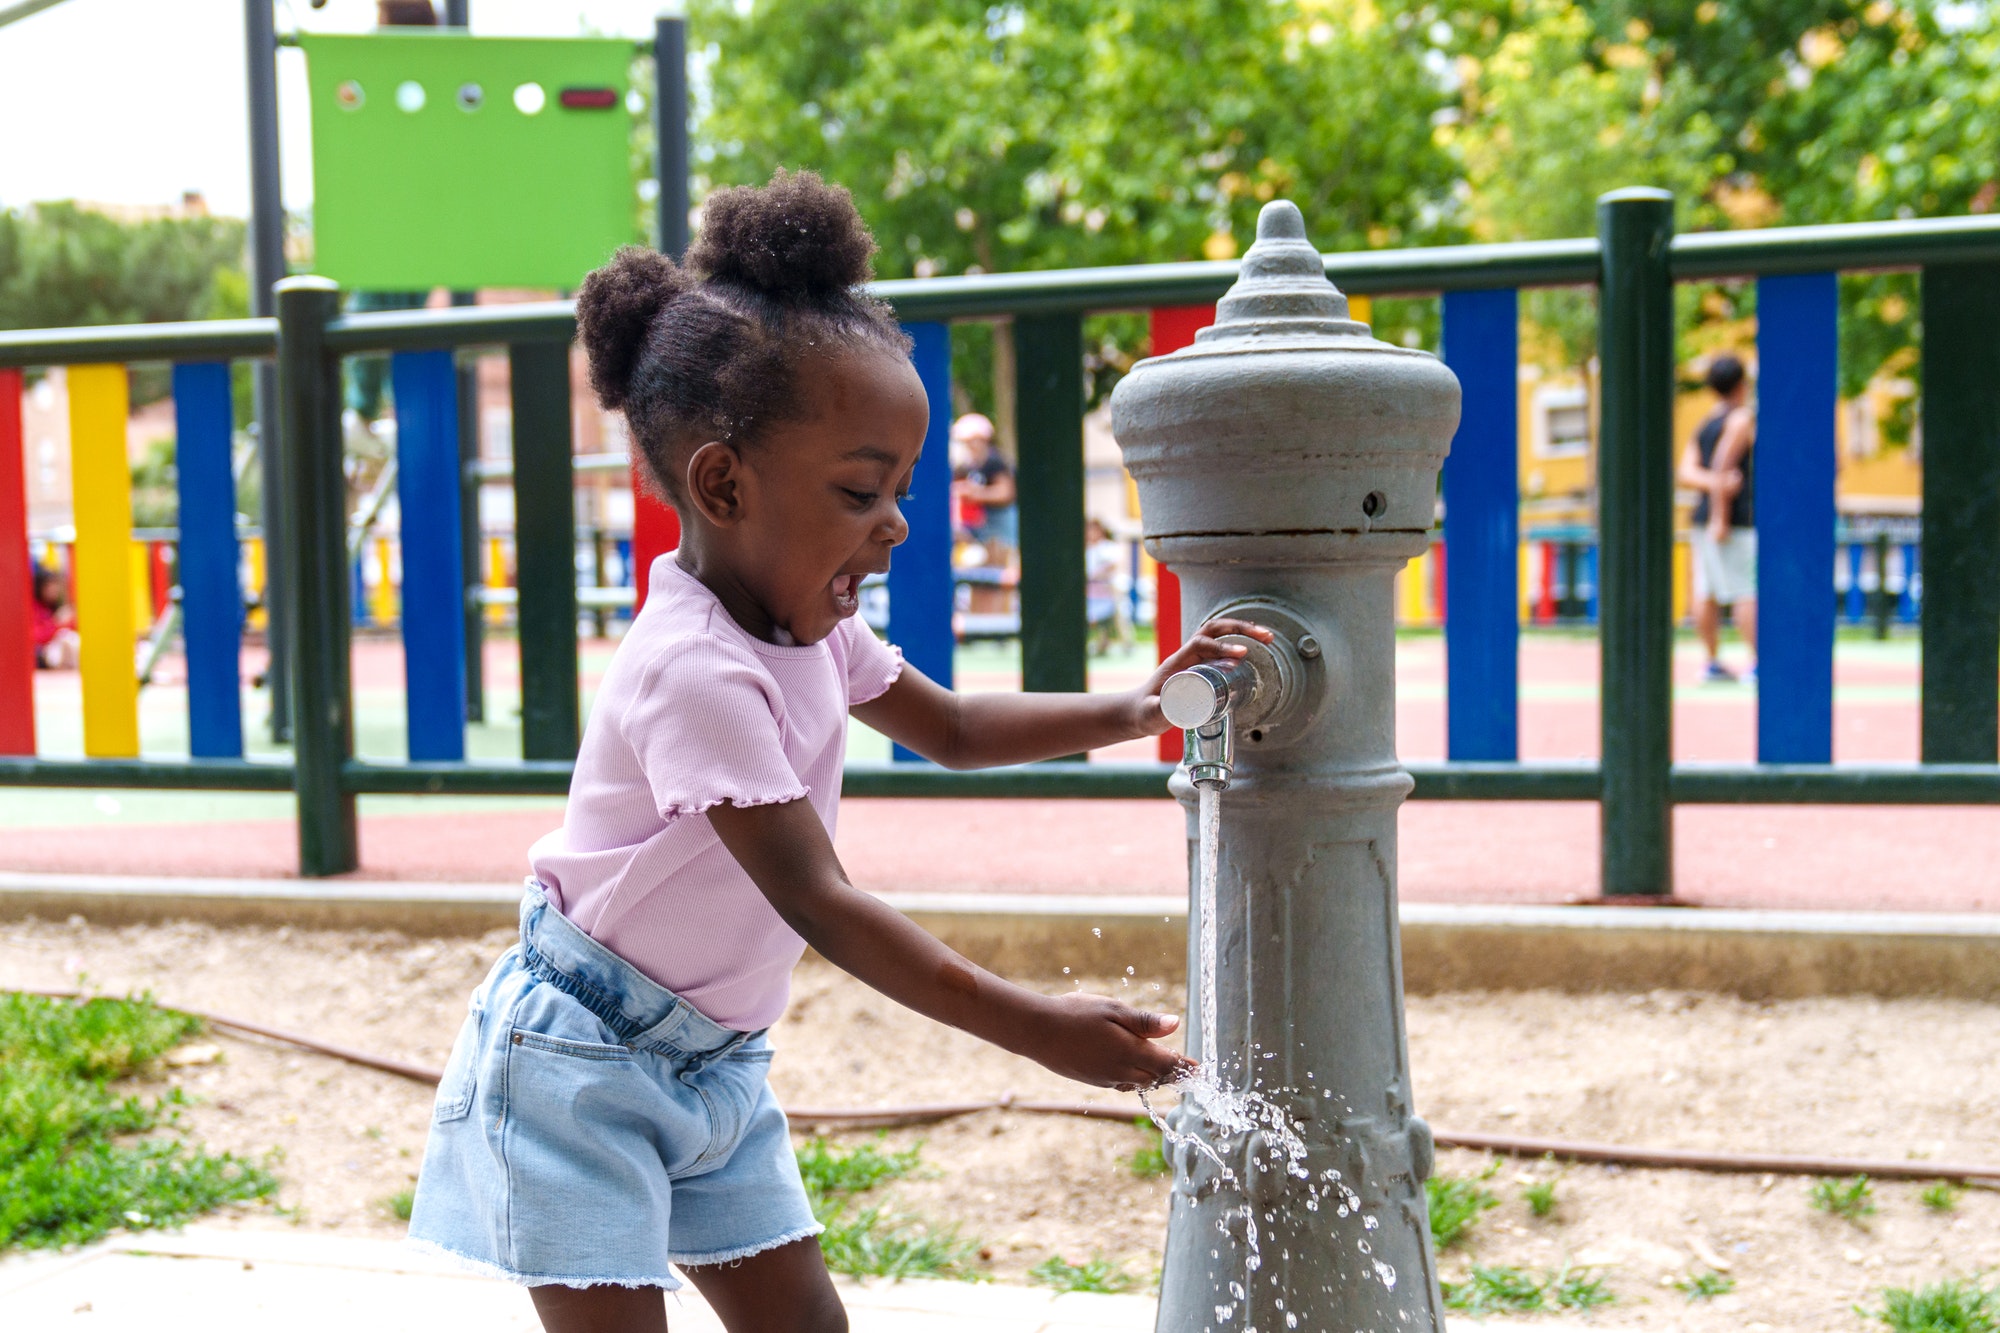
[442,0,482,722]
[1595,188,1676,898]
[654,13,689,257]
[275,277,358,876]
[245,0,292,742]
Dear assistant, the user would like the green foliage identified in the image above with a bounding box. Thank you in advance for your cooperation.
[0,994,277,1253]
[1442,1262,1615,1315]
[1675,1267,1736,1302]
[1426,1171,1500,1250]
[1127,1118,1169,1179]
[1030,1253,1135,1294]
[1866,1279,1999,1333]
[1811,1174,1877,1222]
[1523,1178,1559,1218]
[794,1137,983,1281]
[1921,1183,1964,1213]
[383,1187,415,1222]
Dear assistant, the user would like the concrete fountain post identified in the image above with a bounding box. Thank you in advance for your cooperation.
[1111,200,1461,1331]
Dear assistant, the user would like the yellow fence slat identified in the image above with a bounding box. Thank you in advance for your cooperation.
[371,536,398,626]
[68,364,139,758]
[245,537,268,631]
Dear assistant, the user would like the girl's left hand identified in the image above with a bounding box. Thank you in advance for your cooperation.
[1129,618,1277,736]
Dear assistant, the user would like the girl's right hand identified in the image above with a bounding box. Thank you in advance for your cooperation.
[1024,992,1196,1090]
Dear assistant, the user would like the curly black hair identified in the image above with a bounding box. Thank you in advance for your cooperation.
[574,169,911,506]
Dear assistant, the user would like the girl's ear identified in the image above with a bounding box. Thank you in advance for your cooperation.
[684,441,746,526]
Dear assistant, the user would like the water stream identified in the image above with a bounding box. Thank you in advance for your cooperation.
[1136,776,1395,1328]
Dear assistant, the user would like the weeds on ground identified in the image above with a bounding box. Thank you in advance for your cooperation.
[1030,1254,1135,1294]
[1441,1262,1614,1315]
[1523,1178,1559,1218]
[1863,1278,1997,1333]
[383,1187,415,1222]
[1127,1120,1170,1179]
[1426,1169,1500,1250]
[794,1137,983,1282]
[0,993,277,1253]
[1811,1174,1877,1223]
[1922,1183,1965,1214]
[1674,1268,1736,1302]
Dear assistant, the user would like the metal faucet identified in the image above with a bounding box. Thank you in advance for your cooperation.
[1160,659,1249,790]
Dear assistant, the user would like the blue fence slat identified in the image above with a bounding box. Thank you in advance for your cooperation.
[1756,272,1837,762]
[1440,288,1520,761]
[890,322,956,763]
[392,349,467,762]
[171,362,243,758]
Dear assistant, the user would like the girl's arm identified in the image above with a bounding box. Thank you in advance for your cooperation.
[707,796,1191,1089]
[852,617,1273,769]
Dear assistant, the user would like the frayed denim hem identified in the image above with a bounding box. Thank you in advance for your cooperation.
[403,1235,683,1291]
[670,1221,826,1269]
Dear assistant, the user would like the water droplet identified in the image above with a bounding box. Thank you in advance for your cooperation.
[1092,927,1102,937]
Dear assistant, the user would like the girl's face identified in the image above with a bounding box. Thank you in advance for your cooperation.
[688,346,929,646]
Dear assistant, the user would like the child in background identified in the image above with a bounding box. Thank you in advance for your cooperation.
[408,170,1267,1333]
[31,566,78,670]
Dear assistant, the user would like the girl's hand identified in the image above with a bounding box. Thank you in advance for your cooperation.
[1129,618,1277,737]
[1023,992,1195,1090]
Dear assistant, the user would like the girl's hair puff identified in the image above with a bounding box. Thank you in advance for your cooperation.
[574,169,911,505]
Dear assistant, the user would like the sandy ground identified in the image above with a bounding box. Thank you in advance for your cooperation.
[4,917,1999,1331]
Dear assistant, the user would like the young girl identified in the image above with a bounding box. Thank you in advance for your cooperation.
[408,170,1266,1333]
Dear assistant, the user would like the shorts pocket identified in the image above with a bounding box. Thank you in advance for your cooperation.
[433,1003,485,1124]
[509,1029,634,1062]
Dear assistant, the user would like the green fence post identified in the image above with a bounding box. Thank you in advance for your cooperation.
[1013,313,1088,697]
[510,340,581,760]
[1919,263,2000,763]
[276,276,359,875]
[1595,189,1676,898]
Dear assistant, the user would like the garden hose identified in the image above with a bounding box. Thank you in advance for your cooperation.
[18,987,2000,1187]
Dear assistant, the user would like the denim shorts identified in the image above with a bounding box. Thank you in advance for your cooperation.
[407,885,821,1289]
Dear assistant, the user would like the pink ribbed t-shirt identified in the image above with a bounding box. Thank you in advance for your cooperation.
[528,555,903,1031]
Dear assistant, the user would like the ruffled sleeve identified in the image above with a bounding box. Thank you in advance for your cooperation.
[618,640,808,821]
[841,617,905,706]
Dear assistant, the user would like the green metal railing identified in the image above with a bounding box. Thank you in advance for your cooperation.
[3,192,1998,889]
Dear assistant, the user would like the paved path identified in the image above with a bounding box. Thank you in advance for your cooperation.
[0,1226,1561,1333]
[8,634,1995,913]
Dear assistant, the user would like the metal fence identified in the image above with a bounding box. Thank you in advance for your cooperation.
[2,190,1998,893]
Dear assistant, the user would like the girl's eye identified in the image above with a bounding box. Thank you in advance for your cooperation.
[843,488,878,507]
[895,489,912,503]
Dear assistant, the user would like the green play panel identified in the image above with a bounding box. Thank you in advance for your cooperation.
[302,32,636,290]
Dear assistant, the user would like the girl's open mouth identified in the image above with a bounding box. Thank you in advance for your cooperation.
[830,573,863,615]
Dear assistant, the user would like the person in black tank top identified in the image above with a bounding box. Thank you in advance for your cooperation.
[1676,354,1757,682]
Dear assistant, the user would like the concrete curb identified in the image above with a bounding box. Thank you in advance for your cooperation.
[3,871,1998,1000]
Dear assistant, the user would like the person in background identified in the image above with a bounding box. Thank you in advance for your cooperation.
[31,565,79,670]
[1678,353,1756,683]
[951,413,1017,562]
[1084,515,1133,653]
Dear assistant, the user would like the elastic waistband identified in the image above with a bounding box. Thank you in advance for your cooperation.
[518,884,747,1059]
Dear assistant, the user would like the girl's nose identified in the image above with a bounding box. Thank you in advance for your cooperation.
[881,500,910,547]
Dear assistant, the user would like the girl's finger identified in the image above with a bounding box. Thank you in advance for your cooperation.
[1195,618,1275,641]
[1115,1007,1179,1038]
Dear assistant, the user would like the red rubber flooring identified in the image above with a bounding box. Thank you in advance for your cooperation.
[6,634,1995,912]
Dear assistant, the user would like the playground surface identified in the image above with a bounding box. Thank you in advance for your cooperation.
[4,916,1996,1331]
[5,630,1995,914]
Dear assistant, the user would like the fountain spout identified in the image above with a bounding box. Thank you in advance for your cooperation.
[1160,661,1244,790]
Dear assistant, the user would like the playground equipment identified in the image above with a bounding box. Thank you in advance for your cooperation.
[1,195,1998,890]
[1125,199,1456,1331]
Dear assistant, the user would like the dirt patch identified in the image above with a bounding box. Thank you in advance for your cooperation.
[4,918,1999,1328]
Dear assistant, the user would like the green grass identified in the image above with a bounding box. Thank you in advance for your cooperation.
[383,1187,415,1222]
[0,993,277,1252]
[1127,1119,1170,1179]
[1030,1254,1136,1294]
[1523,1178,1559,1218]
[1426,1170,1500,1250]
[1442,1263,1615,1316]
[1922,1183,1964,1213]
[1865,1279,1998,1333]
[1811,1174,1877,1223]
[1674,1268,1736,1302]
[795,1137,983,1282]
